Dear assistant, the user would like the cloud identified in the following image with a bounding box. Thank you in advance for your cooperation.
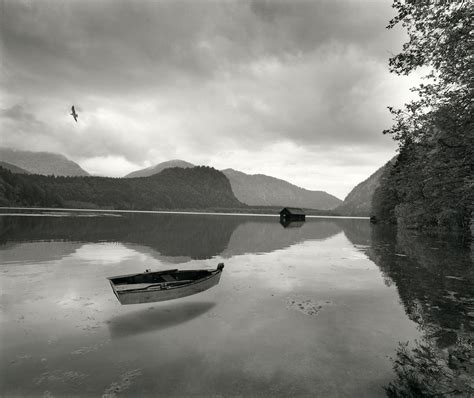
[0,104,52,150]
[0,0,414,197]
[1,0,403,96]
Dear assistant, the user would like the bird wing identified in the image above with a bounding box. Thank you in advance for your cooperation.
[71,105,75,113]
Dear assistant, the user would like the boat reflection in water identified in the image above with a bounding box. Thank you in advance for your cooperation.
[107,302,217,338]
[107,263,224,305]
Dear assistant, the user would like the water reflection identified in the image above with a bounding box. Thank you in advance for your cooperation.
[342,223,473,396]
[107,302,216,338]
[339,219,473,344]
[223,219,341,257]
[279,219,304,228]
[0,213,343,262]
[0,214,240,260]
[365,227,472,346]
[340,219,372,245]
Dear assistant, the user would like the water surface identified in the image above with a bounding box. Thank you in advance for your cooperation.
[0,212,472,397]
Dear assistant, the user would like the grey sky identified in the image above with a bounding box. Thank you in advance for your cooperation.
[0,0,417,198]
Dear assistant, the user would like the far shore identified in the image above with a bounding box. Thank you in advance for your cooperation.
[0,207,369,220]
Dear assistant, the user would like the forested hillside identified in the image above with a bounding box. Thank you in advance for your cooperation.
[373,2,472,234]
[336,160,393,216]
[0,166,244,210]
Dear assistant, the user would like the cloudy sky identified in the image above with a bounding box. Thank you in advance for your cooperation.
[0,0,418,199]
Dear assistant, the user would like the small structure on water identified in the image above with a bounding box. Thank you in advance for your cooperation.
[279,207,306,224]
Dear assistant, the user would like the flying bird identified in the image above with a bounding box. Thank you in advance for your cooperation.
[71,106,78,122]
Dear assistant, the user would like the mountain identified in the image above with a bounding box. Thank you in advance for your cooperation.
[0,148,90,176]
[125,160,341,210]
[125,160,195,178]
[222,169,342,210]
[0,165,243,210]
[0,161,30,174]
[336,159,395,216]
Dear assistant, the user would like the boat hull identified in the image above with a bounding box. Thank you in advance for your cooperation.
[109,267,223,305]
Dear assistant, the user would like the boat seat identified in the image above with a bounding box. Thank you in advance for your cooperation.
[161,274,176,282]
[115,283,159,291]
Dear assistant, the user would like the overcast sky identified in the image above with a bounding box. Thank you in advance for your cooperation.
[0,0,418,199]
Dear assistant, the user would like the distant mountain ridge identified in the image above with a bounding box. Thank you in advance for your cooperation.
[336,158,396,216]
[0,161,30,174]
[222,168,342,210]
[126,159,342,210]
[0,148,89,177]
[125,160,195,178]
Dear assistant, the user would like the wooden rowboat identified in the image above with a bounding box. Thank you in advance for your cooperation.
[107,263,224,305]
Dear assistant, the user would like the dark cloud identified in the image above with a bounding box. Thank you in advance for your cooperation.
[0,104,46,132]
[1,104,37,123]
[1,0,400,96]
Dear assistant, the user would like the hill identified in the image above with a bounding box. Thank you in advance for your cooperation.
[0,148,89,176]
[125,160,195,178]
[0,166,244,210]
[0,161,30,174]
[336,159,395,216]
[222,168,342,210]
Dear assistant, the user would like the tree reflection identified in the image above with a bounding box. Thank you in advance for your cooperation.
[385,338,473,397]
[366,227,473,345]
[342,223,473,396]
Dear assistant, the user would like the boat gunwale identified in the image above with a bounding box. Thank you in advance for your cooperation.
[106,268,179,281]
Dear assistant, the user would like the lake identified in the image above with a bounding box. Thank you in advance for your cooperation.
[0,211,472,397]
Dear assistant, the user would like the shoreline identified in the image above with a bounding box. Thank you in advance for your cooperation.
[0,206,369,220]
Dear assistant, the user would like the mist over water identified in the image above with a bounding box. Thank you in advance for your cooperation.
[1,212,472,397]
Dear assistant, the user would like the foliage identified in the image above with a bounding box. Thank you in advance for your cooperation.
[385,0,471,145]
[385,337,473,397]
[374,0,473,233]
[0,167,63,207]
[371,161,398,223]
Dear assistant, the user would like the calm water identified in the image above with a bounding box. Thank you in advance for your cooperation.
[0,212,472,397]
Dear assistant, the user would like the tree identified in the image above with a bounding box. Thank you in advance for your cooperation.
[384,0,472,145]
[376,1,473,232]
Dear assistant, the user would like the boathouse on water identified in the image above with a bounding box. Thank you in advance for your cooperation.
[279,207,306,223]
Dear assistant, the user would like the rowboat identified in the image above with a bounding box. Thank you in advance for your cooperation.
[107,263,224,305]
